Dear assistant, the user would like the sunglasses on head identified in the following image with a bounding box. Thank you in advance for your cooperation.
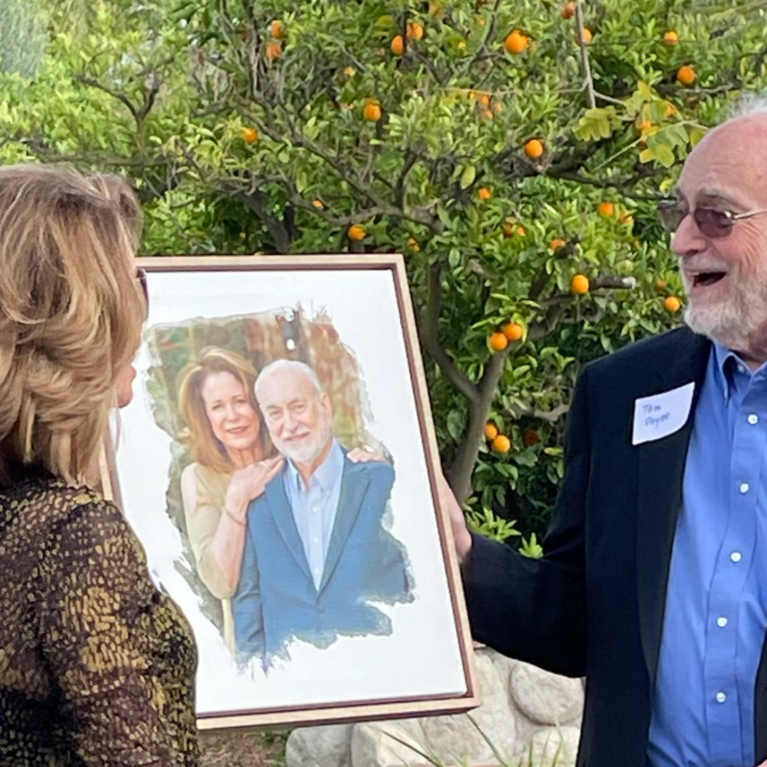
[657,200,767,238]
[136,268,148,317]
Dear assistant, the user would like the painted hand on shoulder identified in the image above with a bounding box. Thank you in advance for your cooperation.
[346,447,386,463]
[226,457,284,520]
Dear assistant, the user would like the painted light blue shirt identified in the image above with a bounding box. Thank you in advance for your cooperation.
[648,343,767,767]
[284,439,344,590]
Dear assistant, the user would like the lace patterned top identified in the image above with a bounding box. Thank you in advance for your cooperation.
[0,471,199,766]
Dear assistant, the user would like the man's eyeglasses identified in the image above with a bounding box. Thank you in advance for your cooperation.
[136,268,148,318]
[657,200,767,238]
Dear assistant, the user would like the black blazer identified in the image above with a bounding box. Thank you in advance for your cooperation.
[463,326,767,767]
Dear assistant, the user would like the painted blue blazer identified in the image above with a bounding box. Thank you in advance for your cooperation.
[232,455,413,665]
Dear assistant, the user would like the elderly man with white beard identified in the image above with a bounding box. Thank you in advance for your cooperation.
[445,98,767,767]
[232,359,413,668]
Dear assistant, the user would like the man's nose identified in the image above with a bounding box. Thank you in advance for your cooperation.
[283,410,298,431]
[671,212,707,259]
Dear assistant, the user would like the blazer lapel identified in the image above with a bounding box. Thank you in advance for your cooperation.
[264,471,312,582]
[319,460,368,593]
[635,328,710,693]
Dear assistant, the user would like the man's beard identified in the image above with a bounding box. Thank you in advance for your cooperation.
[277,420,333,467]
[684,268,767,355]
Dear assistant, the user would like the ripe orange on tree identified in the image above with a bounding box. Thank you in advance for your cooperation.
[492,434,512,454]
[489,332,508,351]
[676,65,696,85]
[571,274,590,295]
[312,199,324,209]
[550,238,567,251]
[524,138,544,159]
[655,278,668,290]
[504,30,529,55]
[503,322,524,342]
[478,187,493,201]
[363,99,382,121]
[561,2,576,19]
[391,35,404,55]
[523,428,541,447]
[575,28,592,45]
[348,224,367,241]
[266,41,282,60]
[663,30,679,45]
[406,22,424,40]
[484,422,499,441]
[241,127,259,144]
[271,20,285,39]
[597,200,615,218]
[664,296,682,312]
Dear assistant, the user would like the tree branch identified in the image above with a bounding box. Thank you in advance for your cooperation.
[76,76,140,122]
[505,402,570,424]
[575,0,596,109]
[421,262,480,404]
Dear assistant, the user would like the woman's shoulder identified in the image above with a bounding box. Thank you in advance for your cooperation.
[1,475,113,526]
[0,476,136,565]
[182,462,231,492]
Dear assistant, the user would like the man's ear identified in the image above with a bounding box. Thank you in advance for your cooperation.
[320,392,332,416]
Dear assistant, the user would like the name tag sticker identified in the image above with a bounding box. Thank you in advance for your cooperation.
[632,382,695,446]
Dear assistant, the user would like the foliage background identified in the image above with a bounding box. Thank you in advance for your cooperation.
[2,0,766,546]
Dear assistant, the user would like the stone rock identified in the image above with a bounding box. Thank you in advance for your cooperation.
[286,723,353,767]
[509,663,584,726]
[351,722,429,767]
[526,726,580,767]
[485,648,519,714]
[420,652,517,765]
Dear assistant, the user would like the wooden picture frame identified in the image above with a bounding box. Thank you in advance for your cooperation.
[106,254,479,729]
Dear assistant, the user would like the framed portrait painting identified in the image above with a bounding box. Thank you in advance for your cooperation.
[109,254,479,728]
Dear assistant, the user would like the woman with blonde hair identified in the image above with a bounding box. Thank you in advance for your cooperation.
[0,165,198,765]
[177,347,283,653]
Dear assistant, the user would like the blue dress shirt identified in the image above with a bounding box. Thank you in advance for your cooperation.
[648,343,767,767]
[284,439,344,590]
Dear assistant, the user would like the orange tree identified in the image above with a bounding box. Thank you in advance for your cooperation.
[3,0,766,540]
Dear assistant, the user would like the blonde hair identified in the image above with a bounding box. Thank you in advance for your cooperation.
[0,165,146,485]
[177,347,271,473]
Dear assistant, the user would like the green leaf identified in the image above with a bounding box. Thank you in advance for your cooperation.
[373,14,395,29]
[446,409,463,442]
[653,143,676,168]
[459,164,476,190]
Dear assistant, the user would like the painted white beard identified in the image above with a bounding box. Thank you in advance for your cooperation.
[684,273,767,352]
[277,421,333,467]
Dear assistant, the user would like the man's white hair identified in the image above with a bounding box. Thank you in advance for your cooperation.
[728,93,767,120]
[254,358,324,402]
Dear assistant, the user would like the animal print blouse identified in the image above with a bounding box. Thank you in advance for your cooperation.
[0,470,199,765]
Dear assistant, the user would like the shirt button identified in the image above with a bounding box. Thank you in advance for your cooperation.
[749,414,759,425]
[717,617,728,628]
[740,483,750,494]
[731,551,743,563]
[738,365,746,374]
[716,692,727,703]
